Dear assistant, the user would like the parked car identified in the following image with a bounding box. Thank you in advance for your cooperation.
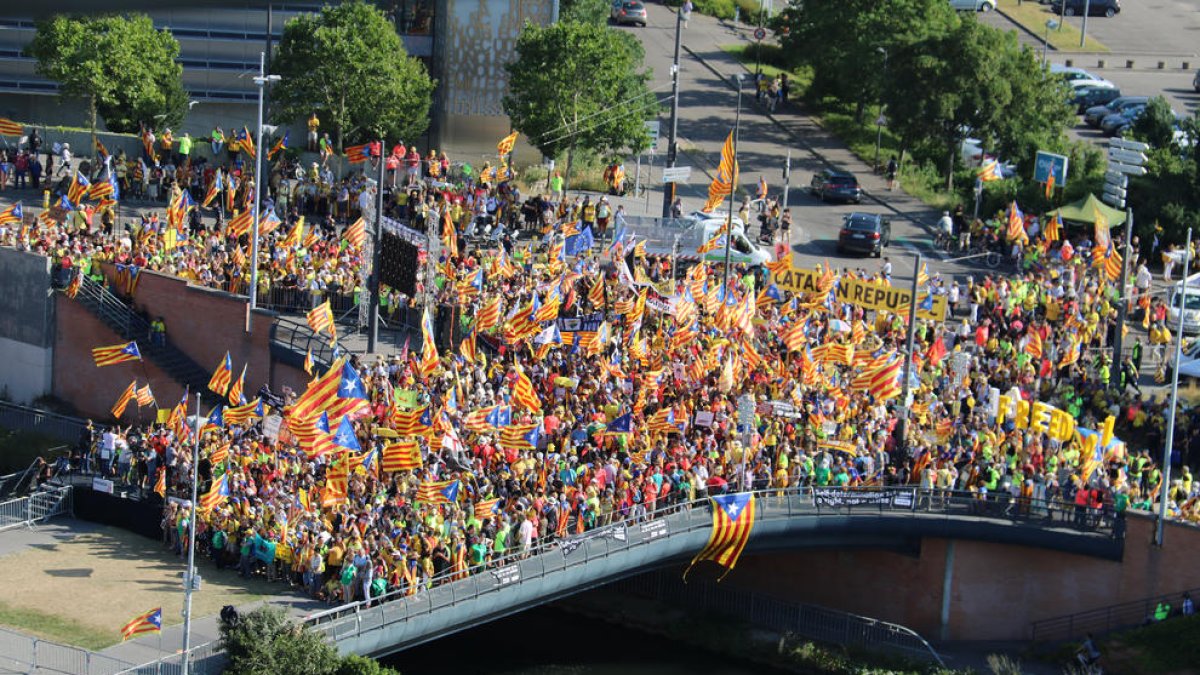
[1084,96,1147,127]
[1070,85,1121,113]
[1055,0,1120,17]
[810,169,862,204]
[610,0,648,26]
[1051,64,1115,89]
[948,0,995,10]
[837,212,890,257]
[1100,103,1147,135]
[1193,69,1199,93]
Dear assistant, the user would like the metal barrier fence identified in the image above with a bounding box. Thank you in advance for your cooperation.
[0,626,134,675]
[0,400,93,443]
[111,640,226,675]
[0,485,74,531]
[614,570,946,667]
[1030,585,1200,643]
[304,486,1116,650]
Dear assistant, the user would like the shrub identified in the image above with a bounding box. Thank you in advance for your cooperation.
[734,0,763,23]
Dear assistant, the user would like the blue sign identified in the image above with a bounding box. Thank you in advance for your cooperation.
[1033,151,1069,185]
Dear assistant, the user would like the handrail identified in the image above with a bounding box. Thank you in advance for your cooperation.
[1030,584,1200,642]
[303,486,1117,641]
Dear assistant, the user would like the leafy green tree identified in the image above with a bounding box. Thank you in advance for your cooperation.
[774,0,957,121]
[26,14,186,135]
[1132,95,1178,150]
[561,0,610,25]
[271,0,435,148]
[336,654,401,675]
[884,19,1071,190]
[220,605,341,675]
[503,20,654,185]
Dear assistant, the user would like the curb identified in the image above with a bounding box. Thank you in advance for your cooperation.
[993,7,1058,52]
[680,43,933,230]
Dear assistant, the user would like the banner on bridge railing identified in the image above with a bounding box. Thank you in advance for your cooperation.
[490,564,521,587]
[812,487,915,509]
[559,523,628,557]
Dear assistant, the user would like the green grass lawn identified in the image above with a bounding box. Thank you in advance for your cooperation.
[997,0,1110,52]
[1106,614,1200,674]
[0,601,114,651]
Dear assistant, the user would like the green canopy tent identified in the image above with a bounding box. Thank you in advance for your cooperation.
[1047,193,1127,228]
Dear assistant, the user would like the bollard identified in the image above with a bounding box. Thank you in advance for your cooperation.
[1126,60,1134,69]
[1065,59,1073,67]
[1157,61,1165,69]
[1183,61,1191,70]
[1098,59,1106,68]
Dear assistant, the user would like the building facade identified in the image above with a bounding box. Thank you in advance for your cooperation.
[0,0,549,157]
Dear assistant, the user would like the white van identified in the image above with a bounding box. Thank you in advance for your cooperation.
[1168,272,1200,335]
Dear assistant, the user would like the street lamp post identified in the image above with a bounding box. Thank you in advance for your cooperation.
[246,51,281,333]
[180,392,201,675]
[1156,227,1193,546]
[873,47,887,172]
[368,141,386,354]
[1042,20,1059,65]
[661,8,683,218]
[721,75,744,295]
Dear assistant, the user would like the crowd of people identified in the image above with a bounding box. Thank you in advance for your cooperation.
[4,126,1200,610]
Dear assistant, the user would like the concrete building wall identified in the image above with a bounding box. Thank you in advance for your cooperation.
[0,248,55,404]
[727,513,1200,641]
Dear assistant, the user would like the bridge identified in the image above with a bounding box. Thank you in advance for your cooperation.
[304,486,1121,658]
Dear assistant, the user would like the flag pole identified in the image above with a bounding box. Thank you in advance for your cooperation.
[368,140,385,354]
[181,391,201,675]
[721,75,744,295]
[895,252,921,460]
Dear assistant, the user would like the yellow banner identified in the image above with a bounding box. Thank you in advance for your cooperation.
[771,266,948,321]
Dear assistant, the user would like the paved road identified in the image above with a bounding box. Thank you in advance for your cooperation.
[1060,0,1200,57]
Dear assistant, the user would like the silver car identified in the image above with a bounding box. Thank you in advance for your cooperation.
[610,0,648,26]
[948,0,996,10]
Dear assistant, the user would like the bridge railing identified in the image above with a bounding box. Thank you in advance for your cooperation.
[1029,584,1200,643]
[0,625,134,675]
[304,486,1114,648]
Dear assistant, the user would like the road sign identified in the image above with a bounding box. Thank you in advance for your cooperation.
[1108,148,1147,165]
[644,121,661,146]
[1103,183,1127,200]
[1109,138,1150,153]
[1033,150,1069,185]
[738,394,755,426]
[1103,169,1127,185]
[875,114,888,127]
[754,27,767,41]
[661,166,692,183]
[1108,161,1147,176]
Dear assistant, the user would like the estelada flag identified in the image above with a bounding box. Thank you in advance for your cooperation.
[496,130,519,156]
[120,608,162,641]
[344,143,370,164]
[92,341,142,367]
[684,493,756,580]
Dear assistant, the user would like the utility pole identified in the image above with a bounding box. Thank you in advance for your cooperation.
[1110,207,1134,388]
[721,75,744,294]
[368,141,385,354]
[661,7,683,218]
[180,393,201,675]
[246,53,280,333]
[895,253,922,457]
[1157,227,1192,546]
[781,150,791,210]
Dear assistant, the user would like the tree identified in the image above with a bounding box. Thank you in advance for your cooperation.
[1132,95,1178,150]
[774,0,957,121]
[271,0,435,149]
[26,14,186,136]
[503,20,653,184]
[884,19,1071,190]
[560,0,610,25]
[219,606,401,675]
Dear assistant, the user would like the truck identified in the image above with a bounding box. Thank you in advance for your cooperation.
[619,212,776,270]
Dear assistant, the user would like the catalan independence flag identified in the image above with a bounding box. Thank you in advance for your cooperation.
[267,131,289,160]
[381,440,421,473]
[207,352,233,396]
[344,143,370,164]
[199,474,230,512]
[120,607,162,641]
[417,479,460,505]
[288,358,345,421]
[0,118,23,136]
[92,341,142,367]
[110,380,137,419]
[685,493,756,580]
[0,201,22,226]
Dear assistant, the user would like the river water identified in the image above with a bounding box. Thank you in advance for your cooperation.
[382,606,772,675]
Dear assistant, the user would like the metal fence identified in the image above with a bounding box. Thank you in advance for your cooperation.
[1030,585,1200,643]
[0,400,92,443]
[303,486,1116,651]
[614,570,946,667]
[0,485,74,532]
[111,641,226,675]
[0,626,134,675]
